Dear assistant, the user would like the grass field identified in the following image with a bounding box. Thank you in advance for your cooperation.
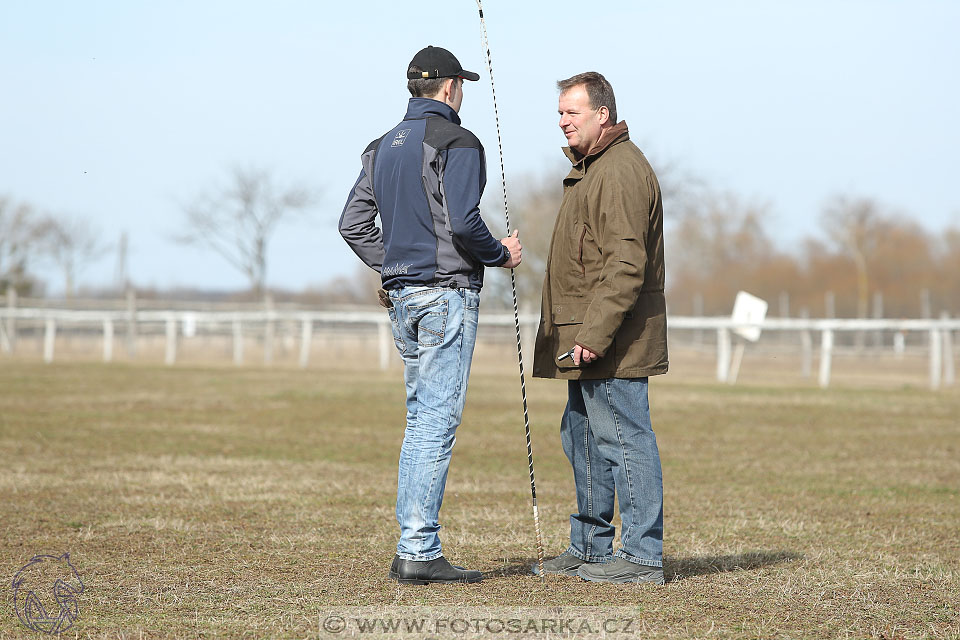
[1,361,958,639]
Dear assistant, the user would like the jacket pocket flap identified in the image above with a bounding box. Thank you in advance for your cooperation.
[551,302,590,326]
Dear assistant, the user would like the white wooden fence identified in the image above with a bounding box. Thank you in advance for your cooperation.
[1,306,957,390]
[668,315,958,390]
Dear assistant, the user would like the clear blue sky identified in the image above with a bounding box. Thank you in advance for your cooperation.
[2,1,958,293]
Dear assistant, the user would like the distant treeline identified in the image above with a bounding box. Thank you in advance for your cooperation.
[304,183,960,319]
[5,174,957,319]
[666,192,959,318]
[474,178,960,319]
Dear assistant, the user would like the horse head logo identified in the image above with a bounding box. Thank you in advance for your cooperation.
[12,553,84,635]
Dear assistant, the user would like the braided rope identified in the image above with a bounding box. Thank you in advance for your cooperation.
[474,0,545,581]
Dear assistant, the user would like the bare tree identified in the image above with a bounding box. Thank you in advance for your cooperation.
[670,191,775,278]
[820,196,886,320]
[480,171,564,311]
[653,155,709,206]
[0,197,45,295]
[483,160,713,313]
[665,190,789,313]
[178,167,314,296]
[35,214,110,299]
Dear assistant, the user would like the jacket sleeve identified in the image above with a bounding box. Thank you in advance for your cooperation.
[441,146,508,267]
[339,167,384,272]
[575,165,653,356]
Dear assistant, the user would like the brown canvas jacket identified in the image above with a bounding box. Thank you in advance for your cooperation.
[532,121,668,380]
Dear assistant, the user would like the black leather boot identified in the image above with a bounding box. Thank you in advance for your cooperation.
[388,555,483,584]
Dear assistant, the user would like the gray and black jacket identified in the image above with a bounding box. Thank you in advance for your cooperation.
[339,98,507,291]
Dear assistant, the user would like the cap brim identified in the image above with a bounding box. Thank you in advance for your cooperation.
[459,70,480,81]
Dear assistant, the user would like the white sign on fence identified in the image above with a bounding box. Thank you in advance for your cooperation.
[731,291,769,342]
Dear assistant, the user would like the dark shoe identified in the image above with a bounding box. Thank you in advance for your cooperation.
[389,554,465,579]
[577,557,665,584]
[531,551,587,577]
[388,555,482,584]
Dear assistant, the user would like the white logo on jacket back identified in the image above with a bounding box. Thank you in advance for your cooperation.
[391,129,412,147]
[382,263,411,277]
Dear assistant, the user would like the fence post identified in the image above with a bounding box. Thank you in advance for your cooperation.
[263,295,275,366]
[0,301,8,355]
[3,286,16,353]
[378,319,392,371]
[929,328,942,390]
[520,307,536,370]
[800,308,812,378]
[299,317,312,369]
[716,327,731,382]
[921,289,931,347]
[872,291,884,348]
[232,318,244,366]
[43,317,56,363]
[165,314,177,365]
[893,331,905,359]
[942,312,955,387]
[103,318,114,362]
[126,288,137,358]
[727,339,746,385]
[819,328,833,388]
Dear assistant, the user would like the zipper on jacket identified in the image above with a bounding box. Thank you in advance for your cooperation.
[577,225,586,276]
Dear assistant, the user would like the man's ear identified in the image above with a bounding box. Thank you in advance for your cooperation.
[597,105,610,126]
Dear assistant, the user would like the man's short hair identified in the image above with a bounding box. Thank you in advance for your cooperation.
[557,72,617,124]
[407,65,447,98]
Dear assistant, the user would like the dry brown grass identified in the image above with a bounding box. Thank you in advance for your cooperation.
[1,361,958,639]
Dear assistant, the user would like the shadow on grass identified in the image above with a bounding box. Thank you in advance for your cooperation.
[482,558,549,578]
[483,550,803,580]
[665,550,803,580]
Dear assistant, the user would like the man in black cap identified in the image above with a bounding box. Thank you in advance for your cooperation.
[340,46,522,585]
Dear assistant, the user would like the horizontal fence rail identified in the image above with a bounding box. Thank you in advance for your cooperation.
[1,306,957,390]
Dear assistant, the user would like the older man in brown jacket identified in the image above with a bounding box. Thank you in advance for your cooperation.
[531,72,668,584]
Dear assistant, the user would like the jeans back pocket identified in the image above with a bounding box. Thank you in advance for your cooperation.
[412,299,448,347]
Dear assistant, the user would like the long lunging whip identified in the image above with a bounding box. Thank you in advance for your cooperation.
[474,0,546,581]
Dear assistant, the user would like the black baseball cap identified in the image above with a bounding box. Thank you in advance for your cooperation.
[406,46,480,82]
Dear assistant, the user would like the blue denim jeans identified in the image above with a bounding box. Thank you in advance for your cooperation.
[386,286,480,561]
[561,377,664,567]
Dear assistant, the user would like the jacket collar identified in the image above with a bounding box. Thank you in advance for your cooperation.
[404,97,461,125]
[562,120,630,166]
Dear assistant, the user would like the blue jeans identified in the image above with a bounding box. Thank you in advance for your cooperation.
[561,377,664,567]
[387,286,480,561]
